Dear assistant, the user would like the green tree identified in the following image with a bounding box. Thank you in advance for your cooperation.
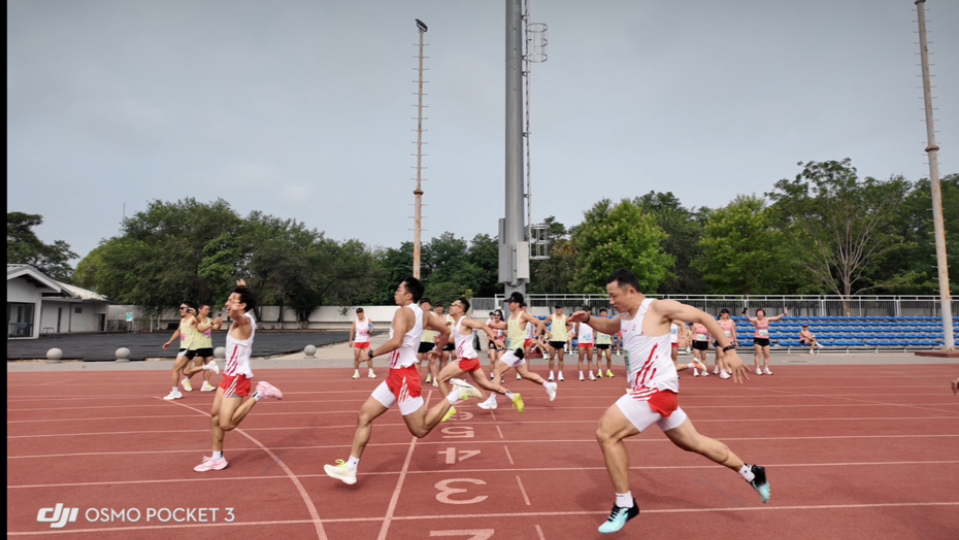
[634,191,708,294]
[7,212,78,282]
[696,195,792,294]
[465,234,502,298]
[767,159,910,309]
[570,199,672,293]
[528,216,577,294]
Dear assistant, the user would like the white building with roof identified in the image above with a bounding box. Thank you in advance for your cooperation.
[7,264,109,339]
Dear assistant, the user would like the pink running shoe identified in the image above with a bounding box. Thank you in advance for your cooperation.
[194,456,228,472]
[256,381,283,400]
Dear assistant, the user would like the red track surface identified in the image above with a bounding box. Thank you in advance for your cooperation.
[8,364,959,539]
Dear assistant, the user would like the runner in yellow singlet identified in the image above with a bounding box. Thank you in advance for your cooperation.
[595,308,615,378]
[545,305,571,382]
[417,298,437,384]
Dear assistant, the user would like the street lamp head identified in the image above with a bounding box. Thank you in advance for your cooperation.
[415,19,428,32]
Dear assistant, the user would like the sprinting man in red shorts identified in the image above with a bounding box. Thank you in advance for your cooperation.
[568,268,769,534]
[435,297,519,420]
[324,277,484,485]
[193,280,283,472]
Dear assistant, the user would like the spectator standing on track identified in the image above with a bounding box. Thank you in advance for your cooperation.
[569,268,769,534]
[477,292,558,409]
[349,308,376,379]
[713,309,737,379]
[181,305,223,391]
[669,320,688,364]
[486,309,506,376]
[545,305,572,382]
[690,322,711,377]
[417,298,436,384]
[162,301,198,400]
[436,303,455,373]
[193,280,284,472]
[595,308,615,378]
[574,307,597,381]
[798,324,822,355]
[434,298,519,421]
[744,307,789,375]
[324,277,484,486]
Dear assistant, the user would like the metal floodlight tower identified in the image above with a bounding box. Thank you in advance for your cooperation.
[500,0,548,297]
[412,19,429,279]
[915,0,954,350]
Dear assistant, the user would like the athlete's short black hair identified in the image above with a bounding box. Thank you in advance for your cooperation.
[554,304,564,310]
[420,297,431,305]
[599,308,608,315]
[458,297,471,312]
[607,268,642,292]
[233,285,257,313]
[356,307,364,313]
[434,302,444,308]
[507,292,524,305]
[401,277,425,303]
[180,300,197,311]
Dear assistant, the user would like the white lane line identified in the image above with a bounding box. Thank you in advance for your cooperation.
[12,460,959,490]
[162,399,327,540]
[496,426,505,439]
[535,524,546,540]
[516,475,531,505]
[504,445,515,465]
[375,389,430,540]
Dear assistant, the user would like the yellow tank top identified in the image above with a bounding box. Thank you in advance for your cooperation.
[507,313,526,349]
[179,317,196,350]
[550,315,569,341]
[596,331,612,345]
[194,317,213,349]
[421,313,436,343]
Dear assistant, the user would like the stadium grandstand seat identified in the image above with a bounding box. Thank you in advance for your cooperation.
[726,315,958,351]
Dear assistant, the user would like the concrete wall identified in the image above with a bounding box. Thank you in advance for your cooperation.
[40,301,109,333]
[6,278,43,339]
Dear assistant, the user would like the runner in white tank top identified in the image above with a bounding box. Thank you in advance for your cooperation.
[428,298,524,421]
[193,280,283,473]
[325,278,486,487]
[567,268,768,534]
[574,309,598,381]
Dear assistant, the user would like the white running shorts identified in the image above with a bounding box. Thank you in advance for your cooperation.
[500,350,526,368]
[615,393,688,433]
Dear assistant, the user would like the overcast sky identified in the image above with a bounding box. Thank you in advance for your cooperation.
[8,0,958,262]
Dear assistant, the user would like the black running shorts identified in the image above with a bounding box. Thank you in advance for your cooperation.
[418,342,435,354]
[692,341,709,351]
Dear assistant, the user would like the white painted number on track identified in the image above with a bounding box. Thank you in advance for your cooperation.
[434,478,489,505]
[441,426,474,439]
[438,448,482,464]
[429,530,494,540]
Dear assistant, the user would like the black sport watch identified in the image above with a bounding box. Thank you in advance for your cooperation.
[722,344,737,352]
[367,349,375,359]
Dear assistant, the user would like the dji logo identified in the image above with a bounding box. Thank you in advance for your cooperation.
[37,504,79,529]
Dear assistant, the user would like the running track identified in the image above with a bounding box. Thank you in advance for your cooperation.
[7,364,959,539]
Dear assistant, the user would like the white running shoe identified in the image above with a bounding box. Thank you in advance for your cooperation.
[713,366,720,375]
[426,374,433,383]
[324,460,357,485]
[432,380,439,387]
[719,369,731,379]
[203,361,220,374]
[558,373,565,382]
[693,368,700,377]
[368,370,376,378]
[547,374,554,382]
[477,397,498,410]
[255,381,284,400]
[589,372,596,381]
[194,455,228,472]
[755,367,763,376]
[200,382,216,392]
[579,373,585,382]
[516,372,522,380]
[352,371,360,379]
[545,382,558,401]
[181,378,193,392]
[763,367,773,376]
[451,378,484,399]
[163,389,183,401]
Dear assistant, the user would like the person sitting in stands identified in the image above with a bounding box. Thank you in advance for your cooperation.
[798,325,822,355]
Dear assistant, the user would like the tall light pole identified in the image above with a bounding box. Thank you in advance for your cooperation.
[500,0,528,298]
[915,0,954,350]
[412,19,428,279]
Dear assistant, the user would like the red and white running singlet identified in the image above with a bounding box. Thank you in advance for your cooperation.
[224,312,256,378]
[454,317,478,360]
[578,322,595,344]
[621,299,679,399]
[389,304,424,369]
[355,317,372,343]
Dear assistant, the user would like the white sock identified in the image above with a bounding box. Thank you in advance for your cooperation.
[504,391,514,400]
[354,369,359,374]
[347,456,360,471]
[172,386,178,393]
[579,371,584,378]
[549,370,554,379]
[688,363,694,370]
[212,451,223,460]
[446,392,460,405]
[252,390,264,402]
[739,464,755,482]
[615,492,633,508]
[541,381,551,387]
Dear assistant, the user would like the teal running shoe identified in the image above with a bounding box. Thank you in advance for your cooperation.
[598,499,640,534]
[749,465,770,503]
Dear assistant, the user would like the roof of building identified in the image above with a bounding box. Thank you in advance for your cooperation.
[7,264,107,301]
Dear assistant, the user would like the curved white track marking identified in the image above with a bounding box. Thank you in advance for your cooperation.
[160,398,327,540]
